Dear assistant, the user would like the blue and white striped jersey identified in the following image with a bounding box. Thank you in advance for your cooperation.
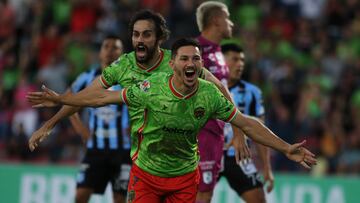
[71,67,130,152]
[224,80,265,156]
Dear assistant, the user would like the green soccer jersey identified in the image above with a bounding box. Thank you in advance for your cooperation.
[99,49,206,160]
[100,49,172,157]
[121,73,238,177]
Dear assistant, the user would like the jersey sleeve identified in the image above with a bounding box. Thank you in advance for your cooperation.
[100,55,127,88]
[253,87,265,117]
[211,86,238,122]
[71,72,89,93]
[121,80,149,108]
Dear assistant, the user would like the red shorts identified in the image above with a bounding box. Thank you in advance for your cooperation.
[127,164,200,203]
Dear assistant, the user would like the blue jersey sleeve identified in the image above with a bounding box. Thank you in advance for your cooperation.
[71,72,90,93]
[252,86,265,117]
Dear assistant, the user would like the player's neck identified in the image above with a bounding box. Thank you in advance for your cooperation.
[201,30,222,44]
[228,78,238,88]
[172,76,198,95]
[139,48,162,68]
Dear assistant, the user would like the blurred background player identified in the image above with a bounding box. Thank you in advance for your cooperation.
[195,2,249,203]
[220,43,274,203]
[71,36,131,203]
[32,36,131,203]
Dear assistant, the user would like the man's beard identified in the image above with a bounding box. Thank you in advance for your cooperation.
[135,43,157,64]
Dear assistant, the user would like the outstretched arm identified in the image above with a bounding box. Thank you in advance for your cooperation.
[27,76,124,108]
[230,111,317,169]
[28,101,81,151]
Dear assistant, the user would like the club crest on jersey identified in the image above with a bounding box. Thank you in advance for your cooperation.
[194,107,205,119]
[139,80,150,92]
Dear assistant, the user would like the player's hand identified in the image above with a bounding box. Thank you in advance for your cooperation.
[28,124,53,151]
[285,140,317,169]
[263,167,274,193]
[226,130,251,164]
[26,85,60,107]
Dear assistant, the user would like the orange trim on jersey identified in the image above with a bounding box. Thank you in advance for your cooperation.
[169,76,199,100]
[100,75,111,88]
[136,50,164,72]
[225,108,238,122]
[169,76,184,98]
[131,109,148,161]
[121,89,129,105]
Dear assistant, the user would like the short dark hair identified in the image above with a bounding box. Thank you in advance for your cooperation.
[129,9,170,42]
[221,43,243,54]
[171,38,201,58]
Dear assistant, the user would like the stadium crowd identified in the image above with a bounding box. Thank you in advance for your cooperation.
[0,0,359,176]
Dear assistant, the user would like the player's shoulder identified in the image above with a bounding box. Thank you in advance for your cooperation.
[161,48,171,57]
[75,67,98,81]
[109,52,135,68]
[198,78,218,92]
[242,80,262,94]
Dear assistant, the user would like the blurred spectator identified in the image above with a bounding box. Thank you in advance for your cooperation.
[0,0,16,42]
[36,25,63,68]
[36,54,69,93]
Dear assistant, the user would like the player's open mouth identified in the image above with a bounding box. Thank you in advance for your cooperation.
[136,45,147,57]
[184,68,196,80]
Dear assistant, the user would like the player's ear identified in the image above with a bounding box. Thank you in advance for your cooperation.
[169,59,175,70]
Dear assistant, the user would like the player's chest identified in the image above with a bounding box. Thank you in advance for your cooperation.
[147,96,211,127]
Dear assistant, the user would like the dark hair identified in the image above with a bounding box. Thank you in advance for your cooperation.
[129,9,170,42]
[221,43,243,54]
[171,38,201,58]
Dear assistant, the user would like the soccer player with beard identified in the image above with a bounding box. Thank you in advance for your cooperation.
[27,38,317,203]
[195,2,250,202]
[27,10,245,160]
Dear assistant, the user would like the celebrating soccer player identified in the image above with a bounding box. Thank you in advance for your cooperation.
[27,38,317,203]
[27,9,247,166]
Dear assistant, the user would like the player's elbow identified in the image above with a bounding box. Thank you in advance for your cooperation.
[233,114,259,136]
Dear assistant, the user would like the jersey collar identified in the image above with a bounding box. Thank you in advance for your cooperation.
[169,75,199,99]
[136,49,164,73]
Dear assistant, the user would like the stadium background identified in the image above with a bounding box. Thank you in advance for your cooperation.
[0,0,359,202]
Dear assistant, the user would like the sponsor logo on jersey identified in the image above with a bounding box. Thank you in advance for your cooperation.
[140,80,150,92]
[162,126,193,136]
[194,107,205,119]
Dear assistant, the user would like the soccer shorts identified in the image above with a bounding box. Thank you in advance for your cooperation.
[127,164,199,203]
[76,150,131,195]
[220,155,263,196]
[198,122,224,192]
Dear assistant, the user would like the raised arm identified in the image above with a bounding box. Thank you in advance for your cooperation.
[27,76,124,108]
[230,111,317,169]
